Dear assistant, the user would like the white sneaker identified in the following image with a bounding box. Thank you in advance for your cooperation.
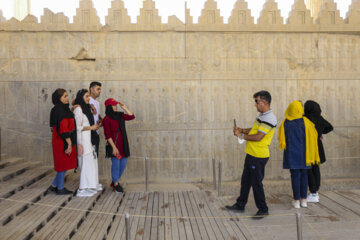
[307,193,319,203]
[300,199,307,208]
[96,184,103,191]
[77,189,95,197]
[292,200,300,209]
[87,189,98,194]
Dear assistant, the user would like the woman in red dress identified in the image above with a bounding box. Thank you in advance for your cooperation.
[48,88,77,195]
[103,98,135,193]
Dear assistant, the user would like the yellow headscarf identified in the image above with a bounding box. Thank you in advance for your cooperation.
[278,101,320,166]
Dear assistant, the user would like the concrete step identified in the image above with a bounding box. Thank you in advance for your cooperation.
[0,165,50,198]
[0,161,40,183]
[0,157,25,169]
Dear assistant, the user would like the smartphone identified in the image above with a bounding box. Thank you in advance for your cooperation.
[233,119,237,128]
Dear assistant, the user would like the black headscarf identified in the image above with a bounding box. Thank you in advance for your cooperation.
[105,105,130,157]
[304,100,333,164]
[74,89,99,146]
[50,89,74,135]
[304,100,321,119]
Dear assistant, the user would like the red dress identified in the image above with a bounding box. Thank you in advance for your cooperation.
[51,118,77,172]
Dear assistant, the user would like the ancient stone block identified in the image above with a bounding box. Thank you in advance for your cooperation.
[228,0,254,26]
[315,0,343,24]
[41,8,69,31]
[198,0,224,26]
[258,0,284,25]
[137,0,162,30]
[105,0,131,30]
[287,0,313,25]
[72,0,102,31]
[345,0,360,24]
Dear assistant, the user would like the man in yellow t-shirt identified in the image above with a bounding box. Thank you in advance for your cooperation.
[226,90,277,218]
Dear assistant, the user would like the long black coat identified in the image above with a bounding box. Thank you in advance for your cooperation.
[304,101,334,164]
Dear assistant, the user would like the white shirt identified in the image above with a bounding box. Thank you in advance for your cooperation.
[89,96,100,134]
[89,96,100,124]
[74,107,94,155]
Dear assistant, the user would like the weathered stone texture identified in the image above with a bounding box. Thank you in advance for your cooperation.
[0,0,359,183]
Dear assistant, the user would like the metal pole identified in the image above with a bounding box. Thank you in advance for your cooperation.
[296,213,303,240]
[0,127,1,162]
[212,157,216,190]
[218,159,222,196]
[125,213,130,240]
[145,157,149,192]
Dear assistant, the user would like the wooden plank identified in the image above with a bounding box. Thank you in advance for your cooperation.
[177,192,195,240]
[183,191,209,240]
[0,157,24,169]
[168,192,180,240]
[0,193,73,240]
[39,191,102,240]
[203,191,245,240]
[191,191,224,240]
[0,162,37,182]
[71,190,119,240]
[150,192,159,240]
[142,192,155,240]
[134,192,149,240]
[196,191,230,240]
[33,197,88,239]
[188,191,215,240]
[87,191,123,240]
[107,192,135,240]
[163,192,172,240]
[157,192,165,240]
[0,188,45,225]
[0,167,50,198]
[321,191,360,216]
[120,192,140,240]
[4,179,78,240]
[173,192,187,239]
[129,192,145,240]
[0,179,79,240]
[319,192,360,221]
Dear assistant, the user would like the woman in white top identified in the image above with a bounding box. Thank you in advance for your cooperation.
[73,89,100,197]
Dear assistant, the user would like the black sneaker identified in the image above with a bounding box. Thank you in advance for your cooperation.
[114,183,123,193]
[225,203,245,212]
[56,188,73,195]
[47,185,58,193]
[252,210,269,219]
[111,182,124,193]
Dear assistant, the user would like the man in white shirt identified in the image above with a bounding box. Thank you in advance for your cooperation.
[89,81,102,158]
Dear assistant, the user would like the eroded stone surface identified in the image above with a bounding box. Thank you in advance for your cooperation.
[0,0,359,182]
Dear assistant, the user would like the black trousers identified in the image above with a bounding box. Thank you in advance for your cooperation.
[308,164,321,193]
[236,154,269,212]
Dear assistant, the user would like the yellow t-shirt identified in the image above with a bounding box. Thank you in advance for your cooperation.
[245,110,277,158]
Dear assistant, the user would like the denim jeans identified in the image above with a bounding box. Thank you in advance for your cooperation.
[52,171,66,190]
[290,169,308,200]
[111,157,128,183]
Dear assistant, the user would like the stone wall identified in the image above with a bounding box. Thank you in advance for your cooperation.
[0,0,359,183]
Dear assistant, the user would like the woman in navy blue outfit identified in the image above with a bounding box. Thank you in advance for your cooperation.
[278,101,320,209]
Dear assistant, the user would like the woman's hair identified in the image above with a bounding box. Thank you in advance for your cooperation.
[52,88,67,105]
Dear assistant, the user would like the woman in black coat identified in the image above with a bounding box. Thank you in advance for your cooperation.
[304,100,333,203]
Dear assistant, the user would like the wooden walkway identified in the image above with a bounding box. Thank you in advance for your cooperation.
[0,155,359,240]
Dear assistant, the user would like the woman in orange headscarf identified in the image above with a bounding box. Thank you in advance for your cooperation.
[278,101,319,209]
